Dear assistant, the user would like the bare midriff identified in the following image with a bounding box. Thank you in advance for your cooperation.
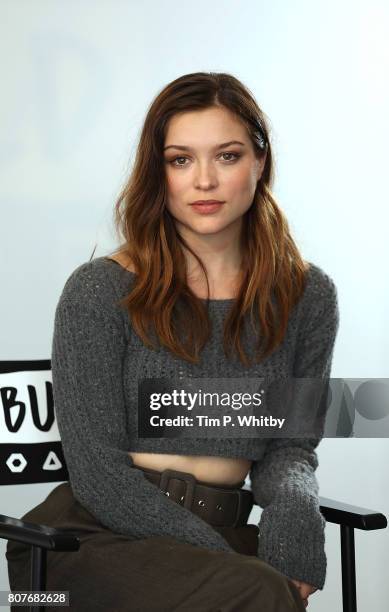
[108,251,252,487]
[128,452,252,486]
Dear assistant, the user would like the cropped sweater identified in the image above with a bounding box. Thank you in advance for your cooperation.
[51,256,339,590]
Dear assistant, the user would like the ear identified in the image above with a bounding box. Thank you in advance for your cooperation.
[256,153,267,182]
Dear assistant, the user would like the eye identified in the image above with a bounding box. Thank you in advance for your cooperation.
[220,152,240,162]
[170,156,188,166]
[167,152,241,167]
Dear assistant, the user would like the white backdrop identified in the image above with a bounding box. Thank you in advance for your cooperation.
[1,1,388,610]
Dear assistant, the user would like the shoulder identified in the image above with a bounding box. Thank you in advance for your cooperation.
[292,262,340,375]
[296,261,339,332]
[303,261,338,304]
[106,251,136,273]
[56,256,133,314]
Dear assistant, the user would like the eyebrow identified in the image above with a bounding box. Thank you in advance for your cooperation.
[163,140,246,152]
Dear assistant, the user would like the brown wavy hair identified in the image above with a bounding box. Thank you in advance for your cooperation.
[109,72,309,366]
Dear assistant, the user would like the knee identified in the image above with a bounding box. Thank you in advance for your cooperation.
[227,554,285,585]
[218,555,303,609]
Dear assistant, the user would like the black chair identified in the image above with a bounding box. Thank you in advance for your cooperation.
[0,360,387,612]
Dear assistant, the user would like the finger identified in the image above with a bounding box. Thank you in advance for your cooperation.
[289,580,302,596]
[290,579,302,588]
[306,587,317,597]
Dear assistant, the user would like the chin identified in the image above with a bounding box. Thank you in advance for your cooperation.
[172,213,241,235]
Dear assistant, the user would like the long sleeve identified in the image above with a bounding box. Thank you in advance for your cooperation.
[51,264,234,554]
[249,269,340,589]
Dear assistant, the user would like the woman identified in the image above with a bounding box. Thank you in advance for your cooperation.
[7,72,339,611]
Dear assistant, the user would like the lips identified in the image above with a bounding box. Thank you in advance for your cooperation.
[190,200,224,205]
[190,201,225,215]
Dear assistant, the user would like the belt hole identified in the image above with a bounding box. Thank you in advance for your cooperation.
[180,495,184,503]
[198,500,205,507]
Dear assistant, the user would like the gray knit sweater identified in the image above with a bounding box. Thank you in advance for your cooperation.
[51,256,339,590]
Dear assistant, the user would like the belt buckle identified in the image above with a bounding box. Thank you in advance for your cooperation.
[230,489,243,528]
[159,469,196,510]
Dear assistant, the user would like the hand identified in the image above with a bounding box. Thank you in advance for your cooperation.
[289,579,318,608]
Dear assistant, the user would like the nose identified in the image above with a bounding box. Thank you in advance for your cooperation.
[194,162,218,188]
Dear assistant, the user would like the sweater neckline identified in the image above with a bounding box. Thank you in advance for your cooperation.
[103,257,235,306]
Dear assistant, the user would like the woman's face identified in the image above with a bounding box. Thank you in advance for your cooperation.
[163,106,266,241]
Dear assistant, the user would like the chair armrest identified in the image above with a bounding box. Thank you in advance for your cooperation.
[0,514,80,551]
[319,496,388,530]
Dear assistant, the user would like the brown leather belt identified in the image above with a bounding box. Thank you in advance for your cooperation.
[135,466,254,528]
